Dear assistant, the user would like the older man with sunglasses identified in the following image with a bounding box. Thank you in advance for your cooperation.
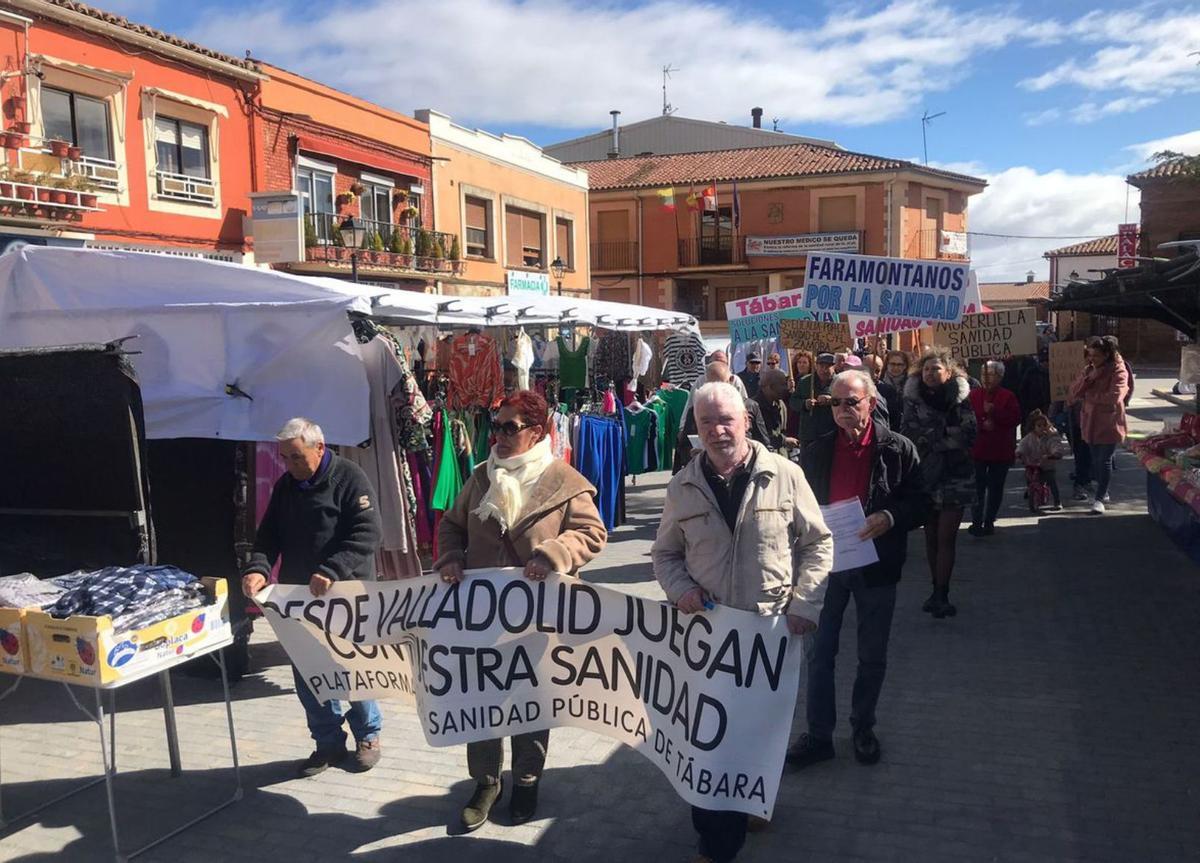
[788,370,928,770]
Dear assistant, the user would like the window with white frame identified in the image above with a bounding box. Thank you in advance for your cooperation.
[360,181,392,226]
[296,163,335,242]
[154,116,213,203]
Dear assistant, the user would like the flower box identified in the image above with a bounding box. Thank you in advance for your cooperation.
[49,141,70,158]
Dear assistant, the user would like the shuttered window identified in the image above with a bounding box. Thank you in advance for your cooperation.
[465,196,491,257]
[555,217,573,269]
[817,195,856,232]
[596,210,629,242]
[505,206,543,267]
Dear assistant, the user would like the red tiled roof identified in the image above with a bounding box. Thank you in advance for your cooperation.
[1127,159,1200,186]
[31,0,260,73]
[575,142,987,191]
[980,281,1051,303]
[1045,235,1118,257]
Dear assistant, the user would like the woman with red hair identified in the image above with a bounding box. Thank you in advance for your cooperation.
[435,389,607,831]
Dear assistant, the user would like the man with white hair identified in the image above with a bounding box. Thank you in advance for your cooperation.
[790,370,927,770]
[242,417,384,777]
[653,382,833,863]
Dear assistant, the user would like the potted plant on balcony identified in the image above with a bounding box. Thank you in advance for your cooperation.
[431,237,447,271]
[0,164,11,199]
[414,228,431,268]
[303,215,318,248]
[34,174,52,203]
[50,175,73,206]
[12,119,29,135]
[398,235,413,268]
[11,169,34,201]
[48,138,70,159]
[393,189,408,205]
[368,230,384,263]
[68,173,96,207]
[8,92,25,116]
[67,144,82,161]
[349,181,365,196]
[401,205,418,223]
[3,129,23,149]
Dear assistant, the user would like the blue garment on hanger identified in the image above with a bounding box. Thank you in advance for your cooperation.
[577,415,623,531]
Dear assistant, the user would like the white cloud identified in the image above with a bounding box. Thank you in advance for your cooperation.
[1127,129,1200,160]
[1021,7,1200,111]
[1023,107,1062,127]
[964,166,1137,281]
[187,0,1038,130]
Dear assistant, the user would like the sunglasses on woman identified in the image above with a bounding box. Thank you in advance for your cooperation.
[829,396,866,407]
[493,420,534,437]
[767,361,779,367]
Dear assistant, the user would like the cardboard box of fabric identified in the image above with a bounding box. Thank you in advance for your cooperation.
[0,607,29,675]
[25,577,230,686]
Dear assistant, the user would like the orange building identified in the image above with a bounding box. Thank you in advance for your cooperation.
[0,0,262,260]
[572,143,986,333]
[252,64,445,289]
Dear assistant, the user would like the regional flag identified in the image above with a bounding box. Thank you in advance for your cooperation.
[658,188,676,211]
[686,185,701,212]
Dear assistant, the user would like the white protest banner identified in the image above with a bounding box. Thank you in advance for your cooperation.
[847,270,981,340]
[803,252,969,323]
[1050,340,1086,401]
[256,570,802,818]
[920,307,1038,362]
[744,232,860,257]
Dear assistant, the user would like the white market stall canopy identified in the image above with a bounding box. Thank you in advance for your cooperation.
[370,291,697,332]
[0,247,375,444]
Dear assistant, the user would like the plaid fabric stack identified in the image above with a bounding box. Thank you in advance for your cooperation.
[50,565,196,620]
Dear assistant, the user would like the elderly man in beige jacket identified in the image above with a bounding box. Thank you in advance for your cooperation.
[652,380,833,863]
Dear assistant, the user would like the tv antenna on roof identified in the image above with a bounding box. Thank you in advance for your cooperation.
[921,110,946,165]
[662,64,680,116]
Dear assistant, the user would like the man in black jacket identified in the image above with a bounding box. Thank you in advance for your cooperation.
[241,418,384,778]
[788,371,928,769]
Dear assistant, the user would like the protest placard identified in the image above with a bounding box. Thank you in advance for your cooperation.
[801,252,969,323]
[256,570,803,818]
[779,318,852,353]
[1050,340,1086,400]
[848,271,982,338]
[920,307,1038,361]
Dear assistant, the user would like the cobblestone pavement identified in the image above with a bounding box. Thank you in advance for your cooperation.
[2,383,1199,862]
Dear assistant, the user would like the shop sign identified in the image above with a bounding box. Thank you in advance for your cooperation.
[920,307,1038,361]
[248,192,303,264]
[744,232,860,257]
[1118,223,1138,268]
[507,270,550,296]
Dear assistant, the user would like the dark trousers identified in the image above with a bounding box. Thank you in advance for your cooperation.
[807,568,898,741]
[972,461,1012,527]
[1091,443,1118,500]
[691,806,747,862]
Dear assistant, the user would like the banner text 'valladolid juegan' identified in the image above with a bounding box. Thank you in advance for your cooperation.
[255,570,803,818]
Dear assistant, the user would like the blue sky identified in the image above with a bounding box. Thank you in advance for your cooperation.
[109,0,1200,279]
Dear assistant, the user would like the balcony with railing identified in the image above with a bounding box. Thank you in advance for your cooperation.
[304,213,464,275]
[590,240,639,272]
[76,156,120,192]
[678,236,746,268]
[155,170,215,205]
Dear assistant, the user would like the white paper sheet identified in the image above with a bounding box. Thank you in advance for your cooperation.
[819,498,880,573]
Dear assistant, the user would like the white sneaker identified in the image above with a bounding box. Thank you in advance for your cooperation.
[1090,500,1106,515]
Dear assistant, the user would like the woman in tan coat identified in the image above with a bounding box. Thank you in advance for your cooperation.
[435,390,607,832]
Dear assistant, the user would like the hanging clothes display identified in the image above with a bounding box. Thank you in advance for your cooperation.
[534,334,559,371]
[661,330,707,387]
[656,386,690,466]
[431,410,464,512]
[624,404,660,475]
[632,337,653,386]
[592,331,632,387]
[512,327,535,391]
[557,334,590,389]
[447,331,503,409]
[340,335,423,580]
[576,414,625,531]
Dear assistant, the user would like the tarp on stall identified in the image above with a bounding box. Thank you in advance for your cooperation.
[371,291,697,332]
[0,246,373,444]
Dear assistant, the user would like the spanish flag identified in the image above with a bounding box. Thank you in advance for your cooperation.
[658,187,676,211]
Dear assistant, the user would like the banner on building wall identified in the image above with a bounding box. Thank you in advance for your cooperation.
[1049,340,1087,400]
[1118,223,1138,269]
[257,570,803,819]
[248,192,303,264]
[744,232,861,257]
[507,270,551,296]
[779,319,853,353]
[847,271,981,339]
[940,230,968,256]
[919,307,1038,361]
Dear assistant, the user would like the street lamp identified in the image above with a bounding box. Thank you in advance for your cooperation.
[550,256,566,296]
[340,216,366,283]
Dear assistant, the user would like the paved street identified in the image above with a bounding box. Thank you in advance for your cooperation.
[2,382,1199,862]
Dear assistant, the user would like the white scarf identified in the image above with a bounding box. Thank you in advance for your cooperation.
[473,437,554,533]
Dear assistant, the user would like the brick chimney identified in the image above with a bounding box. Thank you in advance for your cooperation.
[751,107,763,129]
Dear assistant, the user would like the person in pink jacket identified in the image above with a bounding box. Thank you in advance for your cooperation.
[968,360,1023,536]
[1067,336,1129,515]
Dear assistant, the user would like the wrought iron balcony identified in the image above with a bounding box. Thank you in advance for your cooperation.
[678,236,745,267]
[590,241,639,271]
[305,213,463,275]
